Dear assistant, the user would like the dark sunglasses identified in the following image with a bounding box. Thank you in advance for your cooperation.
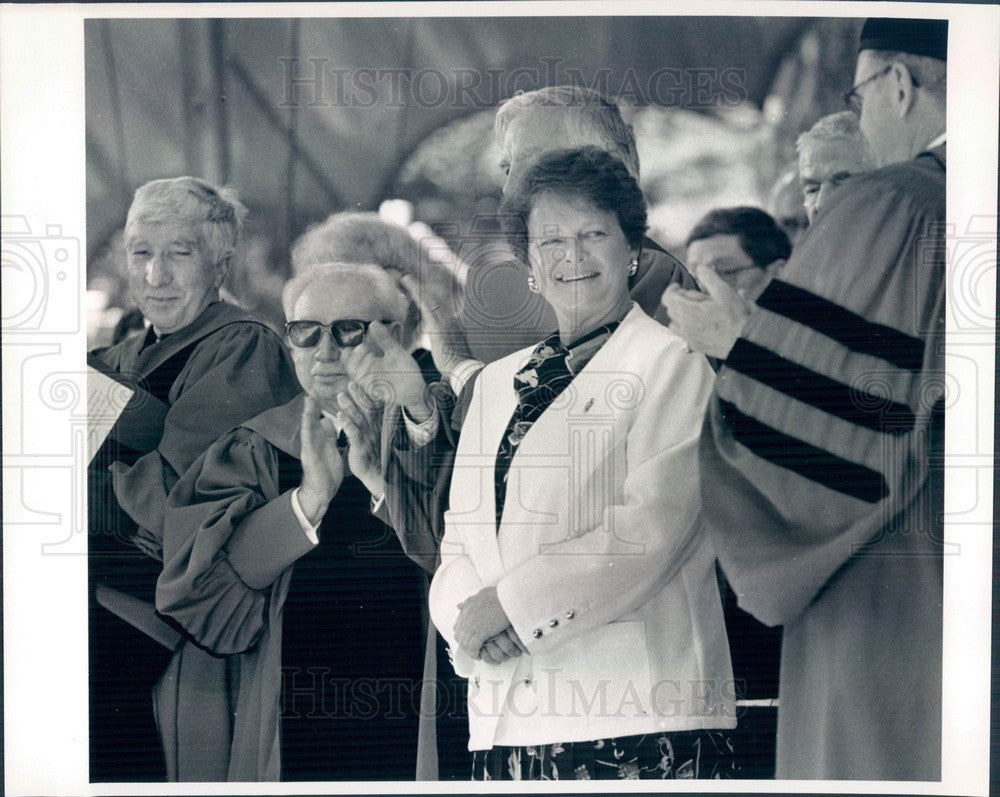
[285,319,390,348]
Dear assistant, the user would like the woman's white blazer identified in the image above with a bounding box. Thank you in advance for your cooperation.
[430,304,736,750]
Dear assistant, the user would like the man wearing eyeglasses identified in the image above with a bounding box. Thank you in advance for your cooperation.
[152,263,438,781]
[697,18,947,780]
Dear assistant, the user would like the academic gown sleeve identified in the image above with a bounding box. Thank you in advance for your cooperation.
[698,160,946,628]
[110,322,298,556]
[382,380,459,574]
[155,427,315,656]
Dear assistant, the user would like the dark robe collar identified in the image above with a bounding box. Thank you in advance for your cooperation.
[118,300,262,377]
[242,392,306,460]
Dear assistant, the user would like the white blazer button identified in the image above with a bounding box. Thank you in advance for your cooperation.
[532,628,543,638]
[565,610,575,619]
[523,677,531,685]
[548,619,559,627]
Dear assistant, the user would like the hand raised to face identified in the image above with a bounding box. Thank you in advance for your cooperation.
[400,273,474,382]
[334,383,386,499]
[661,265,753,359]
[340,321,432,422]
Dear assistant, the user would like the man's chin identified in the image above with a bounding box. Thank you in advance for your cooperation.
[310,377,348,400]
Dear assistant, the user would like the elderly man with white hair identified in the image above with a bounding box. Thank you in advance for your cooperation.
[796,110,876,223]
[89,176,298,782]
[697,18,947,780]
[155,262,442,781]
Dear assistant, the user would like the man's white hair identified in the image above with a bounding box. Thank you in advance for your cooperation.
[796,111,876,169]
[494,85,640,179]
[125,176,248,273]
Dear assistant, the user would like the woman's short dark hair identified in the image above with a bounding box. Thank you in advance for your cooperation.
[500,146,648,264]
[686,206,791,270]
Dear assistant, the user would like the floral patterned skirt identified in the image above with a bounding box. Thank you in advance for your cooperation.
[471,730,737,781]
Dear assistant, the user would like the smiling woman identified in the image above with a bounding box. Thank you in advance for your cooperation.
[501,147,646,345]
[430,148,737,781]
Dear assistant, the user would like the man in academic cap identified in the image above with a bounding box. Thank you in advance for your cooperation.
[688,18,947,779]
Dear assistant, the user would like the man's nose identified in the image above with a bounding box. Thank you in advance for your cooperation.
[816,182,838,217]
[145,253,171,287]
[314,329,340,361]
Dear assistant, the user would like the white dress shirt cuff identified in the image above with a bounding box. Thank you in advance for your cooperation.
[290,487,321,545]
[402,405,439,447]
[449,358,484,398]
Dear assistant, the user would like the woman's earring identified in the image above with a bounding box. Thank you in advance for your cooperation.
[628,257,639,277]
[527,274,540,293]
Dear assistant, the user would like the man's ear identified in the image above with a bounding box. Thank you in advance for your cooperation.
[890,61,918,117]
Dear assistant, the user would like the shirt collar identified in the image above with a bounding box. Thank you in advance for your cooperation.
[534,319,622,374]
[925,132,946,150]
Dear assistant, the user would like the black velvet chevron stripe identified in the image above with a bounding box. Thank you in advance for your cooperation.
[725,338,916,435]
[719,398,889,504]
[756,280,925,373]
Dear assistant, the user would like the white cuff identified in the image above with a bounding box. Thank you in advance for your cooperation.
[290,487,321,545]
[402,405,439,447]
[449,359,484,398]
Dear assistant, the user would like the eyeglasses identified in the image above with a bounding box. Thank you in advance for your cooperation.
[285,319,385,348]
[843,65,893,114]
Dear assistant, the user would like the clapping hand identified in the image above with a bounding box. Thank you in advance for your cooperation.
[298,395,345,524]
[661,265,753,359]
[335,384,385,498]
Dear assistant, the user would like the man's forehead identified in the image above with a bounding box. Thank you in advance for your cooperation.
[126,218,198,241]
[800,140,865,175]
[293,275,387,318]
[501,106,602,154]
[687,234,748,263]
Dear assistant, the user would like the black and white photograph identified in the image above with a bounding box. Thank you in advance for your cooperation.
[2,2,997,794]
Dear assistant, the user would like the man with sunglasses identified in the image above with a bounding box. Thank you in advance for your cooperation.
[152,263,441,781]
[696,18,947,780]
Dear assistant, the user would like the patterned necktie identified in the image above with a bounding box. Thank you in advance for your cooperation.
[493,322,619,530]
